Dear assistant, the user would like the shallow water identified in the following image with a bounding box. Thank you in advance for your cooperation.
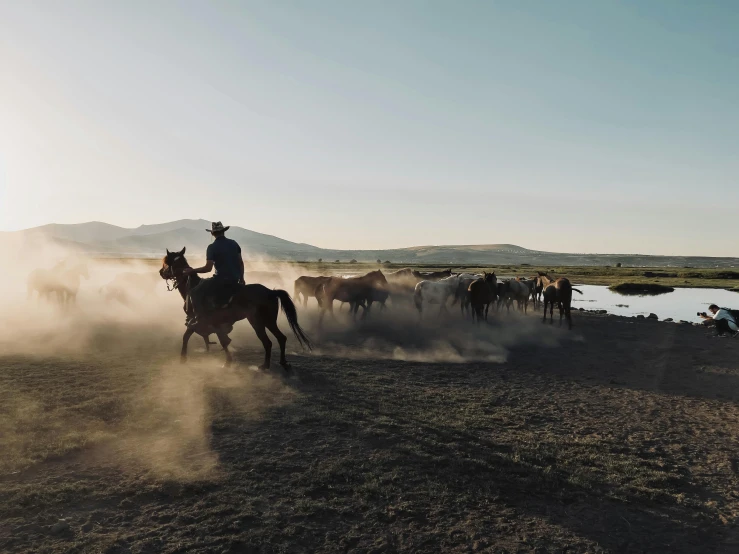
[572,285,739,322]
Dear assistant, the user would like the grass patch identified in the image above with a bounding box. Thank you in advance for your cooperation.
[608,283,675,294]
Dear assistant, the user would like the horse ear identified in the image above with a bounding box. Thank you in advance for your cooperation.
[166,249,171,255]
[180,247,186,255]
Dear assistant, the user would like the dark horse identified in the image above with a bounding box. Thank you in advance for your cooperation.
[538,273,583,329]
[159,248,311,370]
[315,270,388,323]
[468,272,497,323]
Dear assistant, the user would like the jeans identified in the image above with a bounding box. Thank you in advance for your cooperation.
[715,318,735,336]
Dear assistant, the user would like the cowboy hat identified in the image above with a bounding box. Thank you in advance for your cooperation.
[206,221,230,233]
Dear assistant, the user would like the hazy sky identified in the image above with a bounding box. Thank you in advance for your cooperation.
[1,1,737,255]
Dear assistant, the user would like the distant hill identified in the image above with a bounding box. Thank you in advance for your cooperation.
[3,220,739,268]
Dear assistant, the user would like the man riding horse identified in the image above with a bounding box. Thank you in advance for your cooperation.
[183,221,244,329]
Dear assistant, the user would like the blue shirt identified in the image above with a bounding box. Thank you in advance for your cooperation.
[206,236,242,281]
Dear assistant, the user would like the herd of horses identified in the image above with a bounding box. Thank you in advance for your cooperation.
[158,253,583,370]
[294,267,583,328]
[27,252,583,371]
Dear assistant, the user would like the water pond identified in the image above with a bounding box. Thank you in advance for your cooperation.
[572,285,739,322]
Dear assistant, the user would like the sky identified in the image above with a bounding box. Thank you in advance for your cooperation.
[1,1,737,256]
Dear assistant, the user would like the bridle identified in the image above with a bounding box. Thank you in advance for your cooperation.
[165,275,180,292]
[162,262,189,292]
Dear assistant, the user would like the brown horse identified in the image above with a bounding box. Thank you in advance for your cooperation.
[315,270,388,323]
[294,275,332,307]
[451,274,482,317]
[160,248,311,370]
[468,272,497,323]
[538,273,583,329]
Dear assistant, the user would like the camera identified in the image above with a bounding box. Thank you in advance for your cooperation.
[697,312,707,317]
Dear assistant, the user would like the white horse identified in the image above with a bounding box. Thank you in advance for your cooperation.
[414,273,478,317]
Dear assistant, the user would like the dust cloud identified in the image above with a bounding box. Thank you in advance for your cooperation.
[0,237,571,480]
[0,237,297,480]
[300,301,568,364]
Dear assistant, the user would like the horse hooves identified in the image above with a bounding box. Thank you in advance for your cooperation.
[258,364,270,371]
[180,355,187,364]
[280,362,292,372]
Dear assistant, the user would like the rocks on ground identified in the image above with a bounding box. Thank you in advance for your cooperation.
[50,520,70,535]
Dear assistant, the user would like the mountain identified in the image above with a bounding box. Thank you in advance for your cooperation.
[20,222,132,243]
[3,220,739,268]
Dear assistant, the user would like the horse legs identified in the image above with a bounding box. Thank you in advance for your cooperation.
[265,319,290,371]
[362,299,373,320]
[181,328,195,363]
[558,301,564,327]
[317,306,325,326]
[242,308,272,370]
[414,296,423,321]
[317,300,334,326]
[254,325,272,370]
[203,334,211,352]
[215,328,234,367]
[566,304,573,330]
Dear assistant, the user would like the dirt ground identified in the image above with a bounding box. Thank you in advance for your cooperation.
[2,304,739,553]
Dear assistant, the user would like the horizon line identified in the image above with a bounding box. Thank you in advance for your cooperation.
[2,219,739,260]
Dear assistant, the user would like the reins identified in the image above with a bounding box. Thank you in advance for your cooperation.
[164,266,191,293]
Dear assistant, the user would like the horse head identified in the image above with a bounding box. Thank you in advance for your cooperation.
[160,247,188,280]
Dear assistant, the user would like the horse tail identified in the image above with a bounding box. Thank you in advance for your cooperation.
[272,289,312,350]
[572,288,584,294]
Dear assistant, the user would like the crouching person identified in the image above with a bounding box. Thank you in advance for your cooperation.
[699,304,738,336]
